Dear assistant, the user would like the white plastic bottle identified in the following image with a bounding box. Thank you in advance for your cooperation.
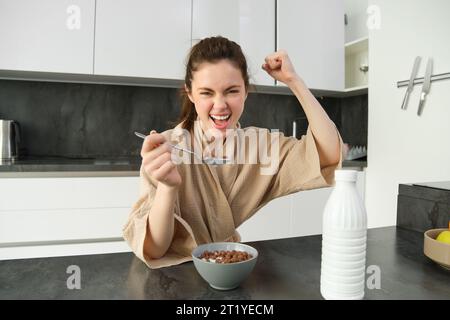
[320,169,367,300]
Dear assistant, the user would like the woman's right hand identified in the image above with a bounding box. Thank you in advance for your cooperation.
[141,130,182,188]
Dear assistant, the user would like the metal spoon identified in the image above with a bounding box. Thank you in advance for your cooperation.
[134,131,231,165]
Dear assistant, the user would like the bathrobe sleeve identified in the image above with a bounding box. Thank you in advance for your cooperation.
[265,126,344,200]
[122,165,198,269]
[229,125,344,228]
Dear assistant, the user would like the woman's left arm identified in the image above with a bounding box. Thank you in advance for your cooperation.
[262,50,341,168]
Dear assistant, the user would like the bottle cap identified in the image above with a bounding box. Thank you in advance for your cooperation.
[335,169,357,182]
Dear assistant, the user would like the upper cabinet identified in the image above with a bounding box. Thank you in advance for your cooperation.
[344,0,368,43]
[344,0,368,90]
[277,0,344,91]
[94,0,191,80]
[0,1,347,91]
[192,0,275,86]
[0,0,95,74]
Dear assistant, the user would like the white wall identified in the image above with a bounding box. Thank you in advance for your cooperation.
[345,0,368,42]
[367,0,450,228]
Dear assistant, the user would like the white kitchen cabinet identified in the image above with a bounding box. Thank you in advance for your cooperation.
[290,187,332,238]
[0,208,127,243]
[237,194,293,242]
[0,177,139,258]
[94,0,191,80]
[277,0,344,91]
[0,177,139,211]
[0,0,95,74]
[192,0,275,86]
[291,169,365,237]
[239,169,366,241]
[344,0,368,43]
[237,188,329,242]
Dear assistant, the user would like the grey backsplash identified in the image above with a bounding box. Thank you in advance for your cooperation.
[0,79,367,159]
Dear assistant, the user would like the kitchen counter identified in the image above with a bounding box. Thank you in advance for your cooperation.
[0,227,448,299]
[0,156,142,173]
[0,156,366,174]
[343,159,367,168]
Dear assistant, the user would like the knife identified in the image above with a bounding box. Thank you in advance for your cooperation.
[417,58,433,116]
[401,56,421,110]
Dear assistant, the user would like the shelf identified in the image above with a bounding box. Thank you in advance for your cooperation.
[345,85,368,92]
[345,36,368,55]
[334,85,369,98]
[345,36,368,90]
[345,36,368,47]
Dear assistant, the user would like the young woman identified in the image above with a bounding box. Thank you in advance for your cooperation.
[123,36,342,269]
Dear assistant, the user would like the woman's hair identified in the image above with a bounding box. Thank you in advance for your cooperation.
[178,36,250,131]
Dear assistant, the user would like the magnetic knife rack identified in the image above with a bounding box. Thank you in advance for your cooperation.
[397,72,450,88]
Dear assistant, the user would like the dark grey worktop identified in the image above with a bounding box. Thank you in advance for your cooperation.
[343,159,367,168]
[0,227,448,299]
[0,156,141,172]
[0,156,365,173]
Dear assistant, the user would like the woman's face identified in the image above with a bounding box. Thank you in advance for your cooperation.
[186,59,247,135]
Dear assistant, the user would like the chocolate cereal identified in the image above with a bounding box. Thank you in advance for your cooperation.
[199,250,253,264]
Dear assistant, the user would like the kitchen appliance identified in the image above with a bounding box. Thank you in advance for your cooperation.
[0,120,21,161]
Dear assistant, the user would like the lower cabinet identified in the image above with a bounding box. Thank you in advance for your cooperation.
[238,169,366,242]
[0,170,366,258]
[0,176,139,260]
[237,188,332,242]
[237,194,294,242]
[290,187,333,238]
[0,208,127,243]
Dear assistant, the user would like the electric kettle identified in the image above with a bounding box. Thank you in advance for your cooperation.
[0,120,21,160]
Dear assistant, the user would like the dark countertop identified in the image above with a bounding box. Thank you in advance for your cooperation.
[0,227,448,299]
[343,159,367,168]
[0,156,141,172]
[412,181,450,191]
[0,156,366,173]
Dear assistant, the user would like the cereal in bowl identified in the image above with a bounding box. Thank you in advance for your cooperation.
[199,250,253,264]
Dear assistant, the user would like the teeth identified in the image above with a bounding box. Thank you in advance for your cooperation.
[210,114,231,120]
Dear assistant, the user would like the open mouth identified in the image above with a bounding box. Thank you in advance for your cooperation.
[209,114,231,129]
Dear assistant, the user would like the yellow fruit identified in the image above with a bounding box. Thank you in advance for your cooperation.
[436,230,450,244]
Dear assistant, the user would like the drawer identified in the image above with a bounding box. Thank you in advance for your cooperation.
[0,207,130,244]
[0,177,140,211]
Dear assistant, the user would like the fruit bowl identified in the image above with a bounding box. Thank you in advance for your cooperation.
[423,228,450,271]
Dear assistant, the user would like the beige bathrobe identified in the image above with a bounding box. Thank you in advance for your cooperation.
[123,121,343,269]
